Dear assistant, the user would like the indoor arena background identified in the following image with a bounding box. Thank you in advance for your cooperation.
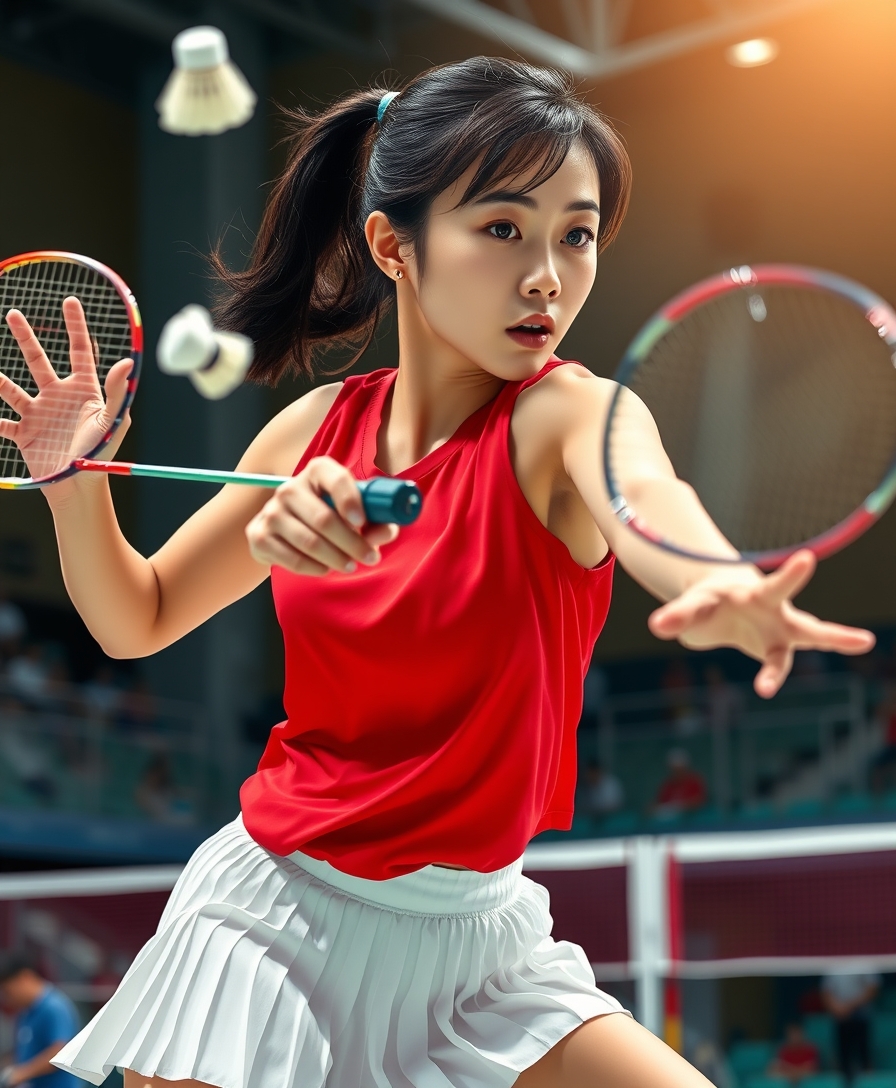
[0,2,895,1086]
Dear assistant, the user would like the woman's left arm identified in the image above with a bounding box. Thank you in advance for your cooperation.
[554,368,875,697]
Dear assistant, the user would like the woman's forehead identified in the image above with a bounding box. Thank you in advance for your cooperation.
[434,143,601,215]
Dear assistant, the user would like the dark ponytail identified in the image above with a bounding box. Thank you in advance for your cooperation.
[212,88,388,382]
[215,58,632,385]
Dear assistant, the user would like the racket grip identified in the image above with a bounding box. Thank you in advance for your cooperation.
[324,478,422,526]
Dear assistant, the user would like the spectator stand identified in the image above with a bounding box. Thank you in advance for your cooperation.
[524,821,896,1087]
[569,659,890,837]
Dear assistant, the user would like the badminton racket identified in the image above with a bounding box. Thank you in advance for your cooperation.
[0,251,421,525]
[603,264,896,569]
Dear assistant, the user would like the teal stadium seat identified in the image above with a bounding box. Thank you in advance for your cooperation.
[598,811,638,835]
[802,1013,836,1068]
[729,1041,777,1081]
[830,792,873,815]
[744,1076,790,1088]
[872,1012,896,1071]
[799,1075,845,1088]
[686,805,723,827]
[569,814,600,838]
[784,798,825,820]
[854,1074,896,1088]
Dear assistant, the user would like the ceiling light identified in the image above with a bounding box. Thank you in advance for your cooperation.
[726,37,779,68]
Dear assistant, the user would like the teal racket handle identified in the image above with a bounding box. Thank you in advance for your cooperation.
[325,478,422,525]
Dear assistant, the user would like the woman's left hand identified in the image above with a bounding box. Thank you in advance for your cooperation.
[647,549,875,698]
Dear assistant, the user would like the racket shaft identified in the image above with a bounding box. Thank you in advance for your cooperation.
[74,459,421,524]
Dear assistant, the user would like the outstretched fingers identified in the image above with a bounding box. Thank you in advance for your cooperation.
[756,612,875,698]
[763,549,817,606]
[0,371,32,416]
[755,644,794,698]
[789,610,876,655]
[5,309,58,389]
[0,418,19,442]
[62,296,99,376]
[102,358,134,420]
[648,585,721,639]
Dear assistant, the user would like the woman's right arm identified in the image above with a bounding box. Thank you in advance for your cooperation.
[3,299,398,661]
[44,382,344,659]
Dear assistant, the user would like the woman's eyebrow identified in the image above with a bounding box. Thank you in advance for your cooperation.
[473,192,600,215]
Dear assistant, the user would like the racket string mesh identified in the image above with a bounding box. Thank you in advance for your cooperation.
[610,285,896,554]
[0,259,133,481]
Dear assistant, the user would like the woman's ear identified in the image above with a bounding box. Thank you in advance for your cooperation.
[364,211,407,280]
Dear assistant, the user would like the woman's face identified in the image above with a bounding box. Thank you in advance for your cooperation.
[403,142,602,381]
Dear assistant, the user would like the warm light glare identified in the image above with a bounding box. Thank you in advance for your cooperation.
[726,38,779,68]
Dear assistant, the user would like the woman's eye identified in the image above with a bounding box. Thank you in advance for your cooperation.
[564,228,595,249]
[488,222,519,241]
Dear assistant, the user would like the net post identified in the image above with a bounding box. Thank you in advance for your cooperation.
[627,835,669,1034]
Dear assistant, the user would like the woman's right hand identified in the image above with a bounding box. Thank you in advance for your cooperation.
[246,456,399,575]
[1,296,133,484]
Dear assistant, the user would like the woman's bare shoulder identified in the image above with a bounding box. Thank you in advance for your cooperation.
[238,381,344,477]
[513,363,615,444]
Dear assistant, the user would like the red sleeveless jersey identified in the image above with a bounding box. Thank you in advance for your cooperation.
[240,358,615,878]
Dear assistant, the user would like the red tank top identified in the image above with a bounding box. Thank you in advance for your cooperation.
[240,358,615,878]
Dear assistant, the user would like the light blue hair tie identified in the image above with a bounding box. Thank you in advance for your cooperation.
[377,91,399,125]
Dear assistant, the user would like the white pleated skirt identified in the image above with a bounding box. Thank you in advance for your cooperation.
[53,814,627,1088]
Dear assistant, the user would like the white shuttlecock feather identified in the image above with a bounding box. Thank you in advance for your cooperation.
[156,26,256,136]
[158,304,254,400]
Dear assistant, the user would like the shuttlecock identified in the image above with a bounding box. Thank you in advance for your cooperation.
[155,26,256,136]
[158,304,254,400]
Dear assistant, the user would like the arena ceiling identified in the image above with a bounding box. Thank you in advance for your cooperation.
[0,0,845,103]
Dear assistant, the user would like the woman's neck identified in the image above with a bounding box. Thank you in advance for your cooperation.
[376,302,504,477]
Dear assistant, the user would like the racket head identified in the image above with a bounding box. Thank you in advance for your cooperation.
[0,251,142,489]
[604,264,896,569]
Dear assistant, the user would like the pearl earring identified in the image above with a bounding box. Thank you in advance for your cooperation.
[395,269,403,279]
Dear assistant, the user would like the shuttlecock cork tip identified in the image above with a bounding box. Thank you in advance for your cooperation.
[172,25,228,71]
[158,305,216,375]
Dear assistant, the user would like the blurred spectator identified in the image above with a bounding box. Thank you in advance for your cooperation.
[135,753,194,825]
[661,659,700,736]
[80,665,121,728]
[0,697,56,803]
[5,647,52,711]
[655,749,707,816]
[0,949,83,1087]
[581,662,608,733]
[792,650,829,680]
[0,596,26,665]
[870,685,896,793]
[821,969,881,1080]
[687,1037,733,1088]
[577,759,624,818]
[705,665,738,733]
[116,678,156,734]
[768,1023,820,1083]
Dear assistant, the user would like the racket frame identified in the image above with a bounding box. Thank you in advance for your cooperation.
[603,264,896,569]
[0,251,142,490]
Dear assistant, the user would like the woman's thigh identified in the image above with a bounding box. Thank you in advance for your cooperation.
[514,1012,714,1088]
[123,1072,217,1088]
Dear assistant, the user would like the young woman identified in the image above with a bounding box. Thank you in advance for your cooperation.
[1,57,873,1088]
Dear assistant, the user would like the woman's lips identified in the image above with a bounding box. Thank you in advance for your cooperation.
[506,314,554,349]
[506,328,550,349]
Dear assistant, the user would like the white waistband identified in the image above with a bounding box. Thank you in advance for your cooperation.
[287,848,525,916]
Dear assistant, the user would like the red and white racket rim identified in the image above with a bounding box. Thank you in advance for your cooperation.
[0,251,142,490]
[604,264,896,569]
